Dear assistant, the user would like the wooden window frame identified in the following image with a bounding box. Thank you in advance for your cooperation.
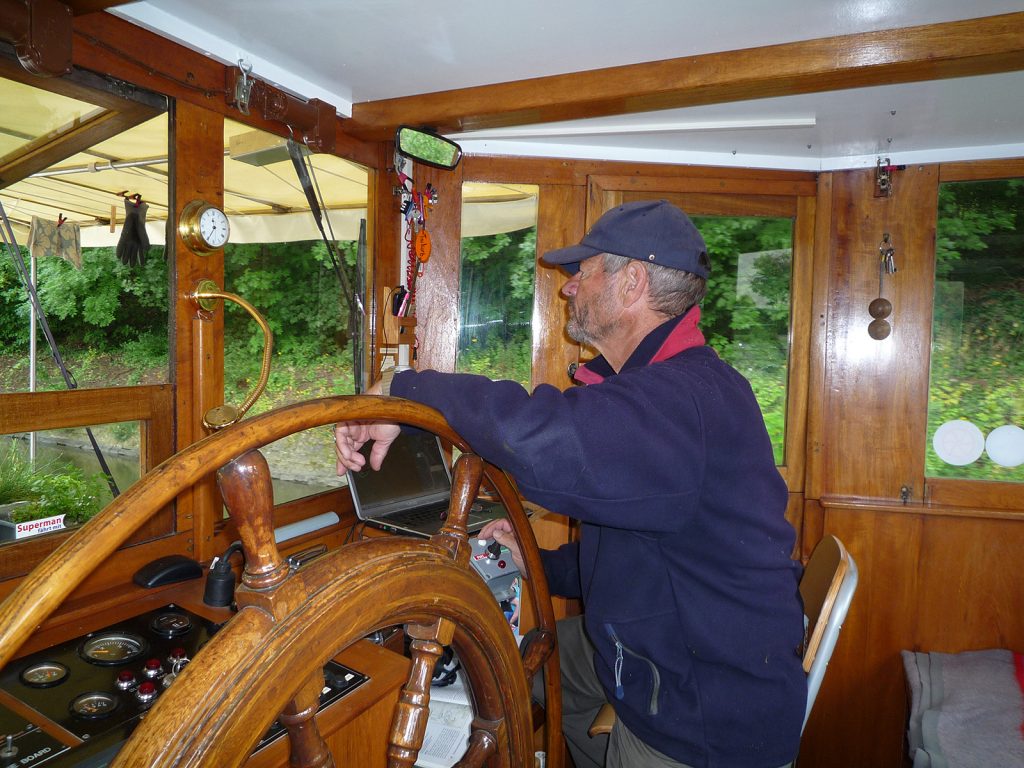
[925,157,1024,510]
[0,384,175,582]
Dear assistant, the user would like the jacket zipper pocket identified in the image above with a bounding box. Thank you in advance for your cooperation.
[604,623,661,715]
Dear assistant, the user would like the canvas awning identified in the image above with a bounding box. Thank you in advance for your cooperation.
[1,71,537,247]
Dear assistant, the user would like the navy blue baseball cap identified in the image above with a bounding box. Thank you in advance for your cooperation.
[541,199,709,277]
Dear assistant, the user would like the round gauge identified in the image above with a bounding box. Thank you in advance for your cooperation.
[70,691,119,719]
[20,660,69,688]
[178,199,229,254]
[150,612,192,639]
[79,632,147,666]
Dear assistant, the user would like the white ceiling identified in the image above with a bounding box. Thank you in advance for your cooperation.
[114,0,1024,171]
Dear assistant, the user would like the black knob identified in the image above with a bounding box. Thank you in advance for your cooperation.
[486,541,502,559]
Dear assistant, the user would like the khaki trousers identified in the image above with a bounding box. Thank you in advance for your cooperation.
[545,615,693,768]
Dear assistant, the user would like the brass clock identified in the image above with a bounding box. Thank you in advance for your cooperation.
[178,199,230,254]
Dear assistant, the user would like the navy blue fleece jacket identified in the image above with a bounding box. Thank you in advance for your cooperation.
[389,309,805,768]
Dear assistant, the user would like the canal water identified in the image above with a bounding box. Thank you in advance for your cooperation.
[3,430,344,507]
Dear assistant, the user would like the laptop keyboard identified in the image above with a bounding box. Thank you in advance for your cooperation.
[389,502,449,526]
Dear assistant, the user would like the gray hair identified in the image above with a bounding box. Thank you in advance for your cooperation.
[602,252,708,316]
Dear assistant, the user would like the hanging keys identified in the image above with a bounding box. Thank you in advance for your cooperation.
[879,232,897,274]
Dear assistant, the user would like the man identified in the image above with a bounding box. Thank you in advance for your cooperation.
[335,199,806,768]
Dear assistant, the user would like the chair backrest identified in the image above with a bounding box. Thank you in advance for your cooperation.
[799,534,858,733]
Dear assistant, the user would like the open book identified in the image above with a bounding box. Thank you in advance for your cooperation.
[414,671,473,768]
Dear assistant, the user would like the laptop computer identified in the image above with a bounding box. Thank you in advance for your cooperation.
[346,432,507,538]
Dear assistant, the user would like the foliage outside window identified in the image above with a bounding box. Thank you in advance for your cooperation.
[0,245,170,396]
[691,216,794,465]
[223,239,359,502]
[1,102,170,509]
[1,436,113,542]
[927,178,1024,480]
[457,192,538,389]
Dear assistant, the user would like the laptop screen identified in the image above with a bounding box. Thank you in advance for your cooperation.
[347,432,452,517]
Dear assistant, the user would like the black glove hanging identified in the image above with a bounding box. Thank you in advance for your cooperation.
[116,196,150,266]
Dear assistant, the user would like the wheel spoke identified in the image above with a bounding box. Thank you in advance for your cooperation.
[387,621,453,767]
[278,671,334,768]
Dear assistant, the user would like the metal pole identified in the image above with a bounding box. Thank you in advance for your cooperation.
[29,251,37,464]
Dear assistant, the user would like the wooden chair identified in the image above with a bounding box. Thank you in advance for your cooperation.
[798,534,858,732]
[589,535,858,742]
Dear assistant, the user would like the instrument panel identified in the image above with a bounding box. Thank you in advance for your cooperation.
[0,605,367,767]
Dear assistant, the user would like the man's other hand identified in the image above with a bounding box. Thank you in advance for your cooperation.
[479,518,526,573]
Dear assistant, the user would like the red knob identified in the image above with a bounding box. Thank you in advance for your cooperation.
[115,670,136,690]
[136,680,158,704]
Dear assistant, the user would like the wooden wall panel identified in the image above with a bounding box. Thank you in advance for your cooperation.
[531,184,585,390]
[814,166,938,502]
[800,503,1024,768]
[804,173,834,502]
[410,163,463,373]
[171,100,224,562]
[800,506,922,768]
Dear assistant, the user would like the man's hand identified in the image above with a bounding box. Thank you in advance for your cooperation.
[334,421,401,473]
[479,518,525,573]
[334,375,401,473]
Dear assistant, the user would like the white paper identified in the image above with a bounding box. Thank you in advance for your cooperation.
[414,672,473,768]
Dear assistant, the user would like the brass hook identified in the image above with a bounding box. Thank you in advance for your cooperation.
[191,279,274,430]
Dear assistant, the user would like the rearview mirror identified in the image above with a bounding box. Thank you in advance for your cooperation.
[395,125,462,170]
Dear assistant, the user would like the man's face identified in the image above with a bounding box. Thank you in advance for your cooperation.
[562,255,621,346]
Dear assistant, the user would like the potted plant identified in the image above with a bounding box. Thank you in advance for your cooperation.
[0,444,107,541]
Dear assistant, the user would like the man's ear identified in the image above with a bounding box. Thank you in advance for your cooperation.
[621,260,648,308]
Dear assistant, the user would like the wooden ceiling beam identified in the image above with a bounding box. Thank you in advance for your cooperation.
[71,12,380,169]
[346,11,1024,141]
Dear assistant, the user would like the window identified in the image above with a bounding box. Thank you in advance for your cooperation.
[692,215,794,464]
[927,178,1024,480]
[1,426,135,542]
[220,121,369,503]
[457,184,539,389]
[0,71,169,548]
[1,110,171,395]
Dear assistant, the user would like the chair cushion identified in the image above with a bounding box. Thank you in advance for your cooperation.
[902,649,1024,767]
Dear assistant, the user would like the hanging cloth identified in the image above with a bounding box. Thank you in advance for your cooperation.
[26,215,82,269]
[116,195,150,266]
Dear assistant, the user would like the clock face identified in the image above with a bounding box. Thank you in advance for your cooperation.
[199,206,229,248]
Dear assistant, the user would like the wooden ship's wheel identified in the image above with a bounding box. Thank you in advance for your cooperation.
[0,397,563,768]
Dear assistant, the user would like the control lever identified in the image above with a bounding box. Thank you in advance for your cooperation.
[486,540,502,560]
[287,544,328,570]
[1,734,16,760]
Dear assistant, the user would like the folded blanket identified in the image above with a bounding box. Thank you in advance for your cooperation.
[902,648,1024,768]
